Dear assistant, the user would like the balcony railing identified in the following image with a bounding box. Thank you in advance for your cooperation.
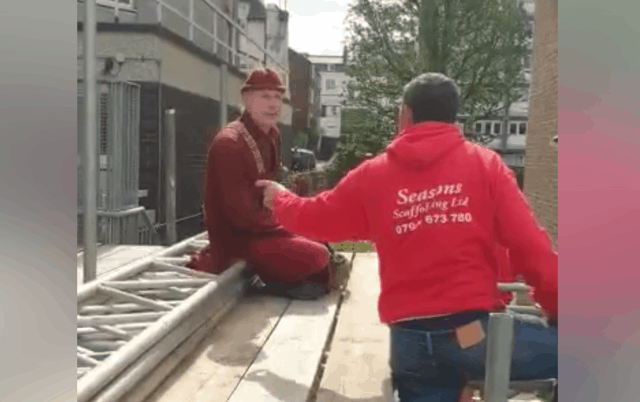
[155,0,288,80]
[81,0,289,82]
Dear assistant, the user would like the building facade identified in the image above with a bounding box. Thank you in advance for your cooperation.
[469,0,535,169]
[78,0,292,242]
[307,54,349,160]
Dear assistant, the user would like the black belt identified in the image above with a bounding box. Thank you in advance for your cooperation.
[392,310,489,331]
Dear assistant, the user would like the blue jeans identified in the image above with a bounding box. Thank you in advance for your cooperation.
[390,312,558,402]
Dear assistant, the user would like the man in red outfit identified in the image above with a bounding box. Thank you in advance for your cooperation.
[187,68,334,300]
[257,73,558,401]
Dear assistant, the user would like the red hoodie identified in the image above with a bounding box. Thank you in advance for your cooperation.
[494,246,515,309]
[271,122,558,324]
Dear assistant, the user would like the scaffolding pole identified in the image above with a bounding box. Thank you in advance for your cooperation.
[83,0,98,283]
[164,109,177,245]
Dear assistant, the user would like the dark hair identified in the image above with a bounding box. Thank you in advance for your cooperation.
[402,73,460,123]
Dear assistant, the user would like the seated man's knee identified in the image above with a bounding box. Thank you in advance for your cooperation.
[318,247,331,268]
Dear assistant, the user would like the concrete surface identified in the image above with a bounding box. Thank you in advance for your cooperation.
[77,245,164,286]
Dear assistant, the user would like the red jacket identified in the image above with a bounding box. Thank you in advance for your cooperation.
[271,122,558,324]
[493,246,513,309]
[193,113,282,273]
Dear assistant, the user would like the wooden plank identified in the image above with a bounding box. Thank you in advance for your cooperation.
[227,291,341,402]
[77,245,119,265]
[142,294,291,402]
[316,253,395,402]
[77,245,165,286]
[121,298,239,402]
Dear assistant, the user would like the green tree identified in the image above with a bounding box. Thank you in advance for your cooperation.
[293,121,321,150]
[293,131,308,148]
[330,0,529,180]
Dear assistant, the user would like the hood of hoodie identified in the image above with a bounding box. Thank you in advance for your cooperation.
[386,122,465,170]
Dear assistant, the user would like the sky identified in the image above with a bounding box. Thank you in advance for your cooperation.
[270,0,352,56]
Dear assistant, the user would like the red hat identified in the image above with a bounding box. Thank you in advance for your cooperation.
[241,68,286,93]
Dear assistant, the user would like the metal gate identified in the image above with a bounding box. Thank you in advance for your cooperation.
[78,80,157,246]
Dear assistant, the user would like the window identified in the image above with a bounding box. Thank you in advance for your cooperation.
[510,122,518,135]
[519,122,527,135]
[326,79,336,90]
[332,106,338,116]
[493,122,501,135]
[475,122,483,134]
[484,122,492,135]
[321,105,328,117]
[97,0,134,9]
[327,64,335,72]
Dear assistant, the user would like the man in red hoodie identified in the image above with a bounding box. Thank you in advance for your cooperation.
[187,68,335,300]
[257,73,558,401]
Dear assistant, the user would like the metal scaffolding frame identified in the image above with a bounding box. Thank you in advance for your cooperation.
[464,283,557,402]
[77,232,249,402]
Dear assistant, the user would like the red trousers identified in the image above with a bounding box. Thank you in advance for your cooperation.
[241,230,332,286]
[188,229,331,287]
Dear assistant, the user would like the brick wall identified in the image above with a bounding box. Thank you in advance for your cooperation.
[523,0,558,247]
[281,169,330,196]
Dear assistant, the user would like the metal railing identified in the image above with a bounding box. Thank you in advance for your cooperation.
[78,80,157,246]
[77,207,159,246]
[156,0,289,81]
[102,207,157,245]
[78,80,141,212]
[462,282,556,402]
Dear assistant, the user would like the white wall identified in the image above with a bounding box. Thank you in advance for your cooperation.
[240,19,266,69]
[78,31,248,113]
[318,70,348,139]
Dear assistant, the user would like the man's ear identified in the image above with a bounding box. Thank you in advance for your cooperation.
[241,90,253,107]
[398,105,413,132]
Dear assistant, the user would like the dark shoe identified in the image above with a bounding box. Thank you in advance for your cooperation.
[247,281,327,300]
[285,282,328,300]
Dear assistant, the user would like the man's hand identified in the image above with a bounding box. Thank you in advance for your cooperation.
[255,180,287,210]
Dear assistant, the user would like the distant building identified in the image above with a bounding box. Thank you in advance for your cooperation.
[463,0,535,169]
[307,54,349,160]
[471,103,529,168]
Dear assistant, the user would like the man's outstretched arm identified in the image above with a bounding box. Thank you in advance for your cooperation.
[256,165,371,243]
